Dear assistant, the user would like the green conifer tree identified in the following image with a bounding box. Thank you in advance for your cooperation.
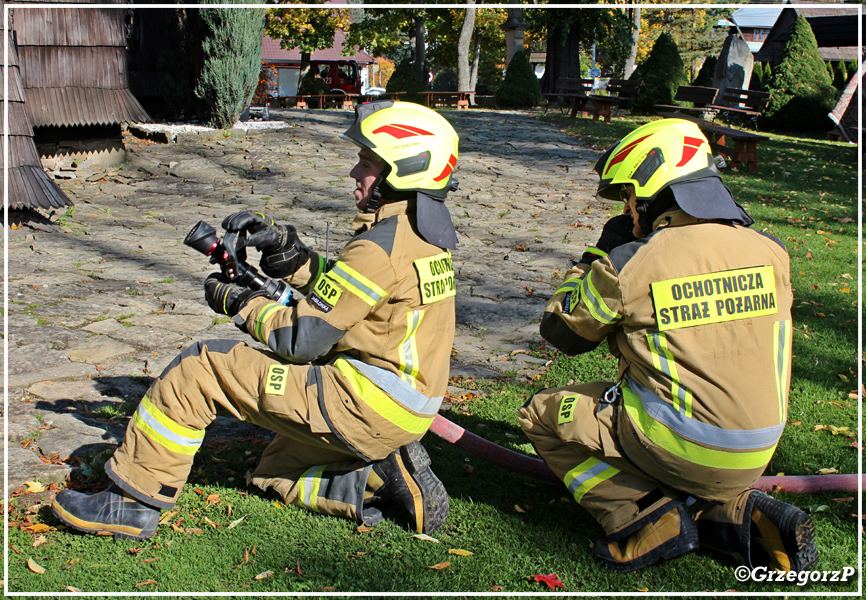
[632,32,688,115]
[495,51,542,108]
[387,58,426,104]
[751,62,764,91]
[833,60,848,90]
[195,1,265,129]
[692,56,717,87]
[763,15,838,130]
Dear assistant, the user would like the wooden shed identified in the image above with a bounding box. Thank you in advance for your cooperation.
[9,0,151,184]
[2,0,71,210]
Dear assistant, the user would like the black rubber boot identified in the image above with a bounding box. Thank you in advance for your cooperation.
[749,491,819,573]
[592,501,699,573]
[51,485,160,541]
[371,441,449,534]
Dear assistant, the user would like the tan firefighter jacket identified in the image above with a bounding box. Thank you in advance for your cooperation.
[235,200,456,459]
[541,210,793,499]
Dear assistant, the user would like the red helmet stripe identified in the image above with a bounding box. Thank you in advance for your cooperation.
[371,124,435,139]
[433,154,457,182]
[605,135,651,175]
[677,136,706,167]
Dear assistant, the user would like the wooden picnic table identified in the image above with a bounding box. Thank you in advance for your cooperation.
[589,95,619,123]
[420,91,472,110]
[658,111,768,173]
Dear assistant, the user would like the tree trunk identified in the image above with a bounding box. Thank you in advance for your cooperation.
[541,10,582,95]
[457,0,476,92]
[624,6,641,78]
[470,34,482,92]
[414,14,427,84]
[298,51,311,93]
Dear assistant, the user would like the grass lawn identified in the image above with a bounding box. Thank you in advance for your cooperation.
[5,112,860,595]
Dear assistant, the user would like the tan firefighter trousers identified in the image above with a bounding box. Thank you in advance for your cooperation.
[106,339,379,522]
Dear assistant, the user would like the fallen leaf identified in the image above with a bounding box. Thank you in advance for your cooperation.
[323,587,335,591]
[128,547,142,555]
[203,516,219,529]
[194,488,204,496]
[25,481,46,494]
[809,504,830,513]
[833,497,855,504]
[32,535,48,547]
[297,559,303,576]
[205,494,221,505]
[817,467,839,475]
[837,374,849,382]
[429,562,451,570]
[185,528,204,535]
[158,510,178,526]
[448,548,474,556]
[462,464,475,474]
[142,557,160,564]
[638,588,649,592]
[27,558,46,574]
[828,425,850,436]
[65,586,82,592]
[534,573,565,590]
[851,441,861,450]
[134,580,158,588]
[227,516,245,529]
[491,586,503,592]
[813,424,826,432]
[254,570,274,580]
[413,533,440,543]
[514,505,525,513]
[356,524,375,533]
[789,421,802,426]
[26,523,51,534]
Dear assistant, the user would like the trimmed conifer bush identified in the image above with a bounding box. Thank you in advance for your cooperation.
[298,74,332,96]
[833,60,848,90]
[195,1,265,129]
[763,15,838,131]
[692,56,717,87]
[495,51,541,109]
[751,62,764,91]
[631,33,688,114]
[387,59,426,104]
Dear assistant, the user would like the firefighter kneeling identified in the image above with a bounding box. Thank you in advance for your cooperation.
[52,101,459,540]
[519,119,818,573]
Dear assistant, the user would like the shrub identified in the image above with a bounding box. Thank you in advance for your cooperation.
[298,73,332,95]
[833,60,848,90]
[495,50,541,109]
[750,61,764,91]
[631,33,688,114]
[387,58,425,104]
[692,55,717,87]
[762,15,838,131]
[432,69,457,92]
[195,1,265,129]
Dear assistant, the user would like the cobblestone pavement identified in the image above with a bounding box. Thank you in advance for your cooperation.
[5,108,613,493]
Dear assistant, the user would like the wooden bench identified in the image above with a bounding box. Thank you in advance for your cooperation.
[420,91,471,110]
[657,111,768,173]
[543,77,592,118]
[589,78,643,122]
[710,88,770,128]
[655,85,721,120]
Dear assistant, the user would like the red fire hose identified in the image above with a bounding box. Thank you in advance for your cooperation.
[429,415,862,493]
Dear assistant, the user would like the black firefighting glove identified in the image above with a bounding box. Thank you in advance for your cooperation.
[204,273,268,317]
[580,214,638,264]
[221,211,311,280]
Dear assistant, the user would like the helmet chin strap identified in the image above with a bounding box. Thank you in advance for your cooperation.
[364,174,385,214]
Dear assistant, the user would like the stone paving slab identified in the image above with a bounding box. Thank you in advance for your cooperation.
[4,108,612,493]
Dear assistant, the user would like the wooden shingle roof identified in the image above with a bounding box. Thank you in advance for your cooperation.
[2,4,72,210]
[11,0,151,127]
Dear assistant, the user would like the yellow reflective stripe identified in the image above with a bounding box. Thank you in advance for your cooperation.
[581,272,621,325]
[300,465,324,513]
[554,277,583,297]
[646,333,694,417]
[399,311,424,387]
[328,261,386,307]
[132,395,204,456]
[563,457,620,504]
[622,386,777,470]
[334,358,432,435]
[253,302,283,343]
[774,320,792,422]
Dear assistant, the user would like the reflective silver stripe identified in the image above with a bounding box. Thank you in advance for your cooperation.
[647,333,693,416]
[134,399,203,449]
[625,378,785,450]
[580,273,621,325]
[774,320,791,421]
[329,262,385,305]
[566,460,609,498]
[399,311,423,386]
[344,356,442,416]
[300,465,324,512]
